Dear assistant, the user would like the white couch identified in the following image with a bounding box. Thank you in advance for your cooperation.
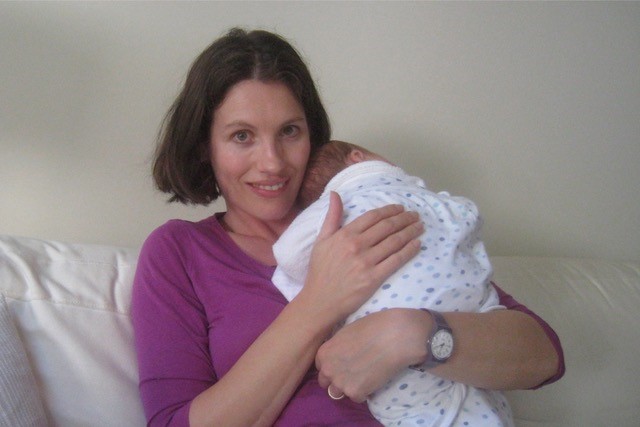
[1,234,639,427]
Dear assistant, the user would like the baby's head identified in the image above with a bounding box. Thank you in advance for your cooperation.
[298,140,387,208]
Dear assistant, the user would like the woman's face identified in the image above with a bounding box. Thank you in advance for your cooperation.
[209,79,311,228]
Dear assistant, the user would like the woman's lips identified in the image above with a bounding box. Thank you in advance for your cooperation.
[250,179,289,196]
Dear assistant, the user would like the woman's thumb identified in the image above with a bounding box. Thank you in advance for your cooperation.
[318,191,343,241]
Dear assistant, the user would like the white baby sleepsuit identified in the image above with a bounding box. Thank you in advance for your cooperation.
[273,161,513,427]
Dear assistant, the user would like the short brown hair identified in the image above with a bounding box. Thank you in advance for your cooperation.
[153,28,331,205]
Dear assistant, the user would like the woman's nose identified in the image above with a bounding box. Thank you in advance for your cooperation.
[257,139,285,173]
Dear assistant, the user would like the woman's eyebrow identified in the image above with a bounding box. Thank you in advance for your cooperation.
[283,116,307,125]
[222,116,307,130]
[223,120,254,130]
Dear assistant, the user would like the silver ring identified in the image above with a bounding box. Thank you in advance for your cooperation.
[327,385,345,400]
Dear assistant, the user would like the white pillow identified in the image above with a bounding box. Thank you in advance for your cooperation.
[0,293,48,427]
[0,235,146,427]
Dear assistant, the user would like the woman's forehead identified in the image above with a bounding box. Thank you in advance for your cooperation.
[214,80,305,127]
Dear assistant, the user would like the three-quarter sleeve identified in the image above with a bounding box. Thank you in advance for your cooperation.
[131,222,216,426]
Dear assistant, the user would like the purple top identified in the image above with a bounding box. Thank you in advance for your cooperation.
[132,214,564,426]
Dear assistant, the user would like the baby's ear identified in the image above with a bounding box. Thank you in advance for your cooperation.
[347,149,366,165]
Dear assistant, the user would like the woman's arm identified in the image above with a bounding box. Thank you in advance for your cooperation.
[428,309,560,390]
[490,282,565,389]
[185,196,423,426]
[315,292,563,402]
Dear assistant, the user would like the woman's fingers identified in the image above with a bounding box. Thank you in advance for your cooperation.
[316,309,425,403]
[345,206,422,249]
[303,202,423,322]
[346,207,424,277]
[341,203,407,235]
[366,219,423,272]
[324,203,424,285]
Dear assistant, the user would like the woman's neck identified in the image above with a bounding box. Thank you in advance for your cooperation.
[221,211,293,245]
[219,209,300,266]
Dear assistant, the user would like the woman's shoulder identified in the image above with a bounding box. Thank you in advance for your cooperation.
[141,218,192,247]
[134,215,227,292]
[139,214,222,257]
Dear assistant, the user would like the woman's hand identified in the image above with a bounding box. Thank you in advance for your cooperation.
[296,192,423,324]
[315,308,431,402]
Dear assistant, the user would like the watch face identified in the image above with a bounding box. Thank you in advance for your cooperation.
[431,330,454,360]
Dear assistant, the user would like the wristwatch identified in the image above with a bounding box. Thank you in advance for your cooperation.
[411,309,454,372]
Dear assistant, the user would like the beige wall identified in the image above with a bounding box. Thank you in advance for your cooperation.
[1,2,638,260]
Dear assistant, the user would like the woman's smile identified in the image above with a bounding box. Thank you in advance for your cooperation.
[250,179,288,195]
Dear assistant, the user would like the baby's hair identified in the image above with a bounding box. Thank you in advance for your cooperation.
[298,140,366,208]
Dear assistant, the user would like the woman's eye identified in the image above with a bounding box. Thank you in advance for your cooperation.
[281,125,299,138]
[233,131,250,143]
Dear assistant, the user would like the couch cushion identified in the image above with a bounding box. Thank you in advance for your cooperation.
[0,235,145,427]
[0,293,48,427]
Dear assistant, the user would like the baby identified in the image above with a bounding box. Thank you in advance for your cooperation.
[272,140,513,427]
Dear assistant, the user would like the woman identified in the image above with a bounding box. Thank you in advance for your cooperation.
[132,28,564,427]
